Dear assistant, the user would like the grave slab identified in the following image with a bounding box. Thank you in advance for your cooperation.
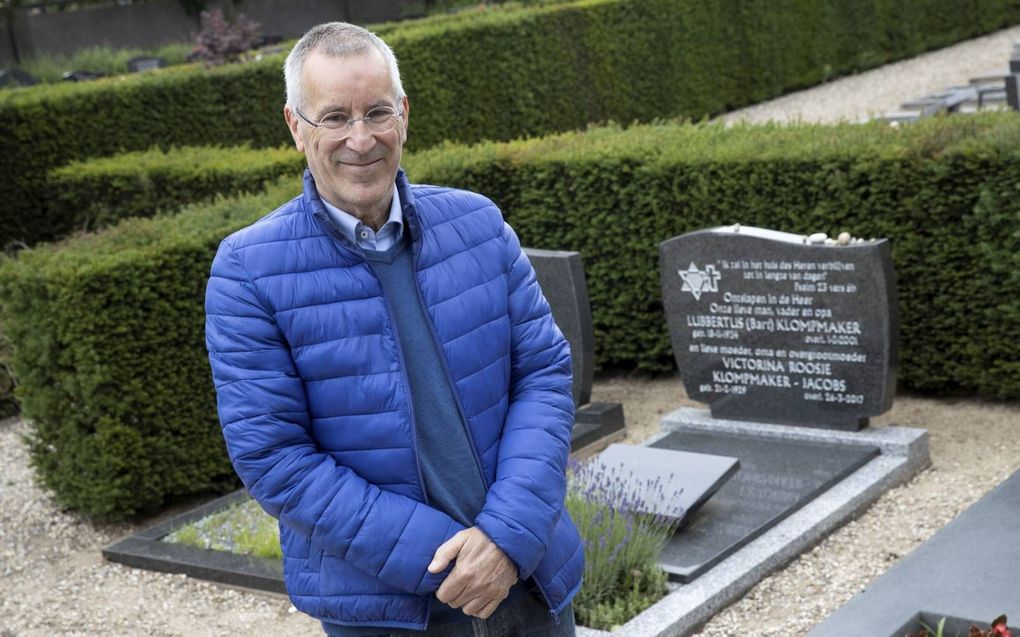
[806,468,1020,637]
[660,225,898,430]
[589,444,740,522]
[652,429,878,582]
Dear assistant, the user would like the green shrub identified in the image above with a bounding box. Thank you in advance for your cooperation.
[48,144,305,233]
[403,113,1020,397]
[3,0,1020,246]
[0,175,302,519]
[566,458,678,630]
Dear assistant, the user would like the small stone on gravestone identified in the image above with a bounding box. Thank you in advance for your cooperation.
[127,56,167,73]
[586,444,740,523]
[659,225,898,431]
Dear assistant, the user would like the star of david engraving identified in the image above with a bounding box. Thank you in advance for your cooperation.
[678,263,721,300]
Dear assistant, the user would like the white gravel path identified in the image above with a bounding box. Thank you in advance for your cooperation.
[719,24,1020,125]
[4,25,1020,637]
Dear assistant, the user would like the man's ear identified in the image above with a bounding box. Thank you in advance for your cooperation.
[400,95,410,142]
[284,105,305,153]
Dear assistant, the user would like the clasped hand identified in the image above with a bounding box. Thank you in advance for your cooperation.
[427,526,518,619]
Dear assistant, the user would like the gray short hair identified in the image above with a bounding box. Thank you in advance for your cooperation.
[284,22,405,110]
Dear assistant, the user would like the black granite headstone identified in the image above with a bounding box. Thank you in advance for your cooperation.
[660,226,898,430]
[589,444,740,522]
[524,248,594,406]
[62,70,107,82]
[651,429,878,582]
[0,69,37,88]
[127,56,167,73]
[524,247,625,450]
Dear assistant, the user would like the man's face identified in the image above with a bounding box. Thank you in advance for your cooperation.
[285,49,409,223]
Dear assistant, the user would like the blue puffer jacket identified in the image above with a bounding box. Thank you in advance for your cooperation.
[205,170,584,630]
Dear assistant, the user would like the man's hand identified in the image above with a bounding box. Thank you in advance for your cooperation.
[428,526,518,619]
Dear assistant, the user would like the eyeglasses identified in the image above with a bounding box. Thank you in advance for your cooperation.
[294,105,403,140]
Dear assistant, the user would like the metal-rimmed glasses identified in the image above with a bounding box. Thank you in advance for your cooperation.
[293,105,403,141]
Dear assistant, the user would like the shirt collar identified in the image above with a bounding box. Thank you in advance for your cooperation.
[317,187,403,249]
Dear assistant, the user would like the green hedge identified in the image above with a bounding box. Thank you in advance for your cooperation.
[0,176,302,519]
[48,145,305,234]
[4,0,1020,246]
[402,114,1020,398]
[3,114,1019,518]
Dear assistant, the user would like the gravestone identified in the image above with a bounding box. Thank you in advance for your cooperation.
[127,56,167,73]
[660,225,898,430]
[62,70,107,82]
[588,444,740,523]
[524,248,625,451]
[651,428,878,582]
[0,68,37,88]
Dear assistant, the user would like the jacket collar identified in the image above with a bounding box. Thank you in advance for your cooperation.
[302,168,422,254]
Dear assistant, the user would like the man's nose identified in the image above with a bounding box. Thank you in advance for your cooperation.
[344,120,376,153]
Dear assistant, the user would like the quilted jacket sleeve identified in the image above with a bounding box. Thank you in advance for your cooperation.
[205,239,464,595]
[474,223,575,579]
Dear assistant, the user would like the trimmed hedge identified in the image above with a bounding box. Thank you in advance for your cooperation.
[2,114,1019,518]
[4,0,1020,246]
[402,114,1020,398]
[0,176,302,519]
[48,145,305,234]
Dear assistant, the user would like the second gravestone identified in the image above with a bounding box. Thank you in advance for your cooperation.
[660,225,898,430]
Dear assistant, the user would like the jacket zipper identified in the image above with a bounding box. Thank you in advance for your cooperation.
[408,231,561,620]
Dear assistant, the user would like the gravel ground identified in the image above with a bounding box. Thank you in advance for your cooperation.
[4,25,1020,637]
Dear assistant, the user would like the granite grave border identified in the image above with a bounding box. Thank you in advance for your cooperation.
[576,407,930,637]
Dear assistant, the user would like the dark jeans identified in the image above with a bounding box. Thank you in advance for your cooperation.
[323,593,576,637]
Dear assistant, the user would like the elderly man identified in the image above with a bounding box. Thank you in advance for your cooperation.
[204,21,583,637]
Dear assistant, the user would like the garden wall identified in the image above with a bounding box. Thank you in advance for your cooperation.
[2,114,1018,519]
[4,0,1020,246]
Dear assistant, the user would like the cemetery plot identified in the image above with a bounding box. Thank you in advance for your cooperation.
[660,225,897,430]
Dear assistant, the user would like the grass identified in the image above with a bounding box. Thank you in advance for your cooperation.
[163,498,281,560]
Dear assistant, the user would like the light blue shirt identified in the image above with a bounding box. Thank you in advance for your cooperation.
[318,187,404,251]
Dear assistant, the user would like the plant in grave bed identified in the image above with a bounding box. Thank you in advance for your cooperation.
[566,458,682,631]
[190,9,261,66]
[164,498,281,560]
[906,614,1012,637]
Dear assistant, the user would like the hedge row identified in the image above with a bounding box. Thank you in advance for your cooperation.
[4,0,1020,245]
[3,114,1019,518]
[48,145,305,234]
[402,114,1020,398]
[0,177,302,518]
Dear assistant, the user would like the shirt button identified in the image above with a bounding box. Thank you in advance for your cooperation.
[360,231,369,239]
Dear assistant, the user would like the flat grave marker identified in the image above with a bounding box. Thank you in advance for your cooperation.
[649,428,878,582]
[588,444,740,523]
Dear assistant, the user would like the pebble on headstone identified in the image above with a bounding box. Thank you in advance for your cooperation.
[659,225,898,430]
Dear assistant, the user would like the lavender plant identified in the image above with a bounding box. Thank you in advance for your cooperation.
[566,458,683,630]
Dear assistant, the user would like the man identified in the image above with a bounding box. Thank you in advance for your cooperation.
[204,22,584,636]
